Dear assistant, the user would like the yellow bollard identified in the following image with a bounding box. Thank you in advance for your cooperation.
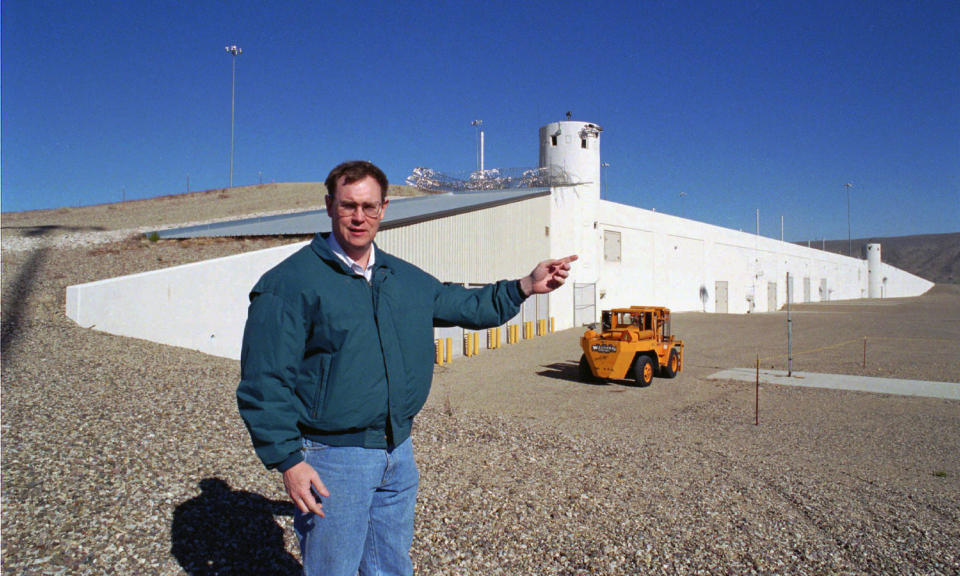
[435,339,443,365]
[464,333,472,357]
[550,317,555,333]
[473,332,480,355]
[445,338,452,362]
[538,319,546,336]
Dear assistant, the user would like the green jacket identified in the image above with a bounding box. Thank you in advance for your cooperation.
[237,233,525,471]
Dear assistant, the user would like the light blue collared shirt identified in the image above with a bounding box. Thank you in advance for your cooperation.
[325,234,376,282]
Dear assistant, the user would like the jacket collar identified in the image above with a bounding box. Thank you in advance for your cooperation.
[311,233,393,276]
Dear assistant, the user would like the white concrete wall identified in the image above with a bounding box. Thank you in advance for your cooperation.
[64,197,934,360]
[877,261,935,298]
[66,242,307,360]
[64,195,554,362]
[590,200,933,316]
[376,195,550,282]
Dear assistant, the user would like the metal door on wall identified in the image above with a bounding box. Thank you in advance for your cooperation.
[574,283,596,326]
[521,295,537,324]
[767,281,777,312]
[536,293,548,323]
[715,281,729,313]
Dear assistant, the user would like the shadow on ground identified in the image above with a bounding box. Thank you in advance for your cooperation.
[536,361,610,385]
[1,225,100,371]
[171,478,300,576]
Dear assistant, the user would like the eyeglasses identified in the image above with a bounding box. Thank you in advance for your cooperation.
[334,199,384,219]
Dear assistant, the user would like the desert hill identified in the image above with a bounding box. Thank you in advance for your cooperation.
[795,233,960,285]
[1,182,427,235]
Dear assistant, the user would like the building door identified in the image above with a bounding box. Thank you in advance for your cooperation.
[767,281,778,312]
[573,283,596,326]
[522,296,537,325]
[820,278,829,301]
[715,281,729,313]
[803,277,811,303]
[536,293,549,321]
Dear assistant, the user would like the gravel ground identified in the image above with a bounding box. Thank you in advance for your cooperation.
[2,228,959,575]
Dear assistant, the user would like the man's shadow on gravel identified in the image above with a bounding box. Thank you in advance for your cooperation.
[171,478,300,576]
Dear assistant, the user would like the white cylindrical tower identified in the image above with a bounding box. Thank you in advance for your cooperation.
[539,121,603,192]
[866,243,882,298]
[541,120,604,327]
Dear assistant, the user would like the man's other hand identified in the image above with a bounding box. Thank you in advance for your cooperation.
[521,255,578,296]
[283,461,330,517]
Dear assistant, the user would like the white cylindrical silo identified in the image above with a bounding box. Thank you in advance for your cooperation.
[866,243,882,298]
[539,121,603,192]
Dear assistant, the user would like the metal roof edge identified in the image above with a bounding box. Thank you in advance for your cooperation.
[150,188,550,239]
[379,188,550,231]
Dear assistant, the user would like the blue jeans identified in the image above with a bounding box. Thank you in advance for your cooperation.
[294,437,419,576]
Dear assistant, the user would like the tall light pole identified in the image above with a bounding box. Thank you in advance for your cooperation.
[601,162,610,198]
[225,45,243,189]
[845,183,853,256]
[471,120,484,174]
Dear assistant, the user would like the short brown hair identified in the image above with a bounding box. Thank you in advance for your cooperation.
[324,161,389,201]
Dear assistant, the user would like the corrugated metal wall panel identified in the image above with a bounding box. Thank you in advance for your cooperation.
[376,196,550,283]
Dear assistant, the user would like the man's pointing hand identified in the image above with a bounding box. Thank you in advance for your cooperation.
[520,255,578,296]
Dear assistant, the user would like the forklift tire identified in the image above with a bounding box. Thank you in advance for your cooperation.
[633,355,654,387]
[660,348,680,379]
[578,354,597,383]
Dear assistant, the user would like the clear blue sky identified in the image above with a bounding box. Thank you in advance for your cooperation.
[2,0,958,241]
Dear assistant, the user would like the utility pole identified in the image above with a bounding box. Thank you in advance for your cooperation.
[226,45,243,189]
[471,120,484,174]
[845,183,853,256]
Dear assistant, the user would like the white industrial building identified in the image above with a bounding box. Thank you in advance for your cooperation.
[66,120,933,360]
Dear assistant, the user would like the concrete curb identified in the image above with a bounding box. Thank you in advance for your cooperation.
[707,368,960,400]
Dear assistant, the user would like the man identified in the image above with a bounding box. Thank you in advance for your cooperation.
[237,160,576,576]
